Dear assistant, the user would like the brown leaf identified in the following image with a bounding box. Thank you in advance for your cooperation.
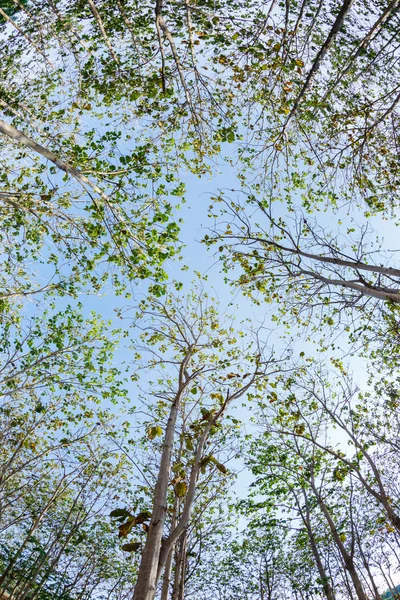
[172,473,185,485]
[174,481,188,498]
[118,516,136,538]
[135,511,152,525]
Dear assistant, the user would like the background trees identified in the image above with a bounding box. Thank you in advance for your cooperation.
[0,306,138,600]
[237,361,400,600]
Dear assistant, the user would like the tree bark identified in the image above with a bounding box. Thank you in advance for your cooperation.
[300,489,336,600]
[310,478,368,600]
[132,352,191,600]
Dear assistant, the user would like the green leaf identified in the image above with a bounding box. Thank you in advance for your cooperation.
[172,462,184,473]
[110,508,132,519]
[121,542,141,553]
[147,425,163,439]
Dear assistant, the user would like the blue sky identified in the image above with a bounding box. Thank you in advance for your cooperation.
[14,119,399,513]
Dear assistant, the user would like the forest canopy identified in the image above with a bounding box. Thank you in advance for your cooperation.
[0,0,400,599]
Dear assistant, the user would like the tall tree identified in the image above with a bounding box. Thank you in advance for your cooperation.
[111,286,280,600]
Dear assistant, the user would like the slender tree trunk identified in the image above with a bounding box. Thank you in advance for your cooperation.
[160,491,180,600]
[171,543,182,600]
[178,534,187,600]
[0,477,65,587]
[132,355,190,600]
[172,531,187,600]
[281,0,356,132]
[300,491,336,600]
[310,478,368,600]
[160,545,174,600]
[355,534,380,600]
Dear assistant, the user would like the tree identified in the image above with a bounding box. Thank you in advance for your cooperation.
[265,364,400,534]
[207,190,400,357]
[241,358,400,600]
[0,306,141,600]
[109,286,280,600]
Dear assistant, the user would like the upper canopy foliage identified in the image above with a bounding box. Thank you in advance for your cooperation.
[0,0,399,303]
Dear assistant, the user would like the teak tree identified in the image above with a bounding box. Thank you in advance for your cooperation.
[113,287,281,600]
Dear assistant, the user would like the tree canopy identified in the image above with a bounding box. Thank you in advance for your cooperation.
[1,0,400,599]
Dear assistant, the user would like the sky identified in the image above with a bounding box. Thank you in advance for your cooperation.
[16,123,399,506]
[47,140,395,511]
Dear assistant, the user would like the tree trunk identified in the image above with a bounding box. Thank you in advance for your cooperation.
[172,531,187,600]
[160,487,180,600]
[310,480,368,600]
[301,491,336,600]
[132,401,180,600]
[160,546,174,600]
[132,355,190,600]
[178,534,187,600]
